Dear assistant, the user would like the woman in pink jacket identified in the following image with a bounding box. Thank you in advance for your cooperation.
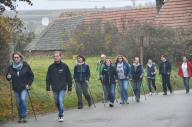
[178,56,192,94]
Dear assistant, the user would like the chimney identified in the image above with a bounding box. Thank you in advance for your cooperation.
[156,0,164,14]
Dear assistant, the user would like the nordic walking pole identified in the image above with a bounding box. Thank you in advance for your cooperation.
[27,89,37,121]
[141,81,147,100]
[101,84,106,107]
[129,80,136,101]
[88,86,96,108]
[9,81,14,120]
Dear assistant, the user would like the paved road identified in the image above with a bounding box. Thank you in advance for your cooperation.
[1,90,192,127]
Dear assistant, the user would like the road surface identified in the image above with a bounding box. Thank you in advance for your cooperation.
[1,90,192,127]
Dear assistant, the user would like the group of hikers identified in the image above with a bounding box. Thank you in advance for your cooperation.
[6,51,192,123]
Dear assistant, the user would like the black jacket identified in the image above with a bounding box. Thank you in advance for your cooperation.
[73,63,90,82]
[6,62,34,92]
[46,62,72,92]
[130,64,144,81]
[102,65,117,85]
[159,61,172,75]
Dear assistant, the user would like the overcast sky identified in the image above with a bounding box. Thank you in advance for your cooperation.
[17,0,155,10]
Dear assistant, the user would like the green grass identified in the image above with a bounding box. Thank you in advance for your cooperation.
[0,56,189,122]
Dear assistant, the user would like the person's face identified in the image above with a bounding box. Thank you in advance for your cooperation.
[183,57,187,62]
[118,57,123,63]
[106,60,111,66]
[13,54,22,64]
[101,55,106,61]
[161,56,166,62]
[54,53,61,63]
[135,57,139,64]
[148,59,152,64]
[77,57,83,63]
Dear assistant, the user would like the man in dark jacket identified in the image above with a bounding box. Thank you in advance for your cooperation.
[159,55,172,95]
[46,51,72,122]
[6,52,34,123]
[73,55,92,109]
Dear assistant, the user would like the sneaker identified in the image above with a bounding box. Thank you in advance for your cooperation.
[120,102,125,104]
[22,118,27,123]
[125,101,129,104]
[18,118,23,123]
[163,92,167,95]
[109,102,114,107]
[136,98,140,103]
[149,92,152,95]
[186,90,189,94]
[58,117,64,122]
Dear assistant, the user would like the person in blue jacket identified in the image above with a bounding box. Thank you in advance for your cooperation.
[159,55,172,95]
[115,55,130,104]
[130,57,144,103]
[73,55,92,109]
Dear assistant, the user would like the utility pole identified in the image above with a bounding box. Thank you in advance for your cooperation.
[140,36,144,65]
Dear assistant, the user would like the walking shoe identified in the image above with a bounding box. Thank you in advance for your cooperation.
[18,118,23,123]
[163,92,167,95]
[136,98,140,103]
[120,102,125,104]
[125,101,129,104]
[186,90,189,94]
[58,117,64,122]
[109,102,114,107]
[77,103,83,109]
[22,118,27,123]
[149,92,152,95]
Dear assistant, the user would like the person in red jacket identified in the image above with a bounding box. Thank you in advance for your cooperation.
[178,56,192,94]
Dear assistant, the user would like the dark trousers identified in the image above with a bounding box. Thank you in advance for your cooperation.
[147,78,156,92]
[132,80,142,100]
[75,81,92,106]
[183,77,190,92]
[161,74,172,93]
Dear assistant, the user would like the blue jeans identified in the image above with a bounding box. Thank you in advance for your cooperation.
[15,89,28,118]
[132,80,141,100]
[106,84,116,103]
[53,90,65,117]
[183,77,190,92]
[119,79,129,103]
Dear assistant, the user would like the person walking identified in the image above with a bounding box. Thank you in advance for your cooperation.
[146,59,157,95]
[73,55,92,109]
[159,55,172,95]
[96,54,108,102]
[115,55,130,104]
[6,52,34,123]
[102,59,118,107]
[130,57,144,103]
[46,51,72,122]
[178,56,192,94]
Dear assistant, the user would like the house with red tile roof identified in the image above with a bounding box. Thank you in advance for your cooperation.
[25,0,192,53]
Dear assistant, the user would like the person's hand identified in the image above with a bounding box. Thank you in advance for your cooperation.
[47,91,53,97]
[68,91,72,96]
[167,72,170,75]
[7,73,12,79]
[115,80,118,83]
[26,85,31,90]
[140,75,143,78]
[85,80,89,84]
